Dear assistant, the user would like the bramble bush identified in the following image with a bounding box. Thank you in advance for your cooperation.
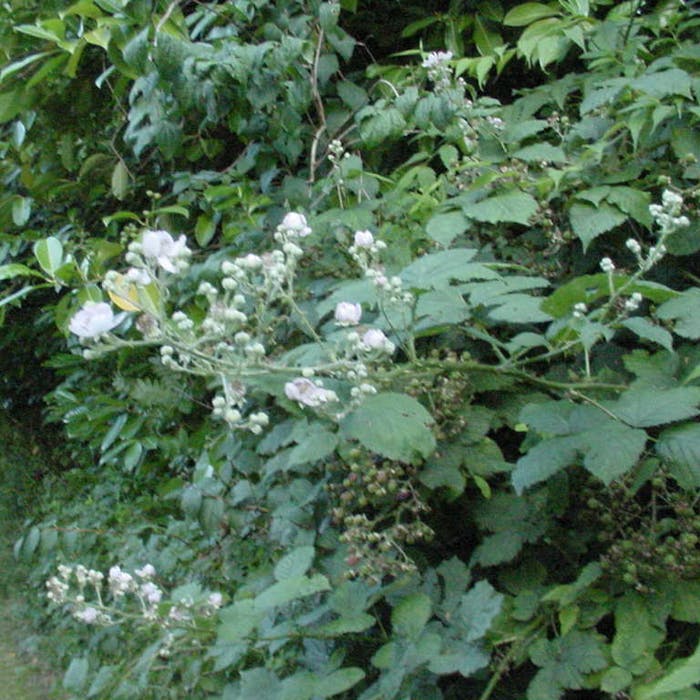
[1,1,700,699]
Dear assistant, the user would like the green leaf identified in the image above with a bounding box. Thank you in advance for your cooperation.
[635,641,700,699]
[12,196,32,226]
[504,3,560,26]
[610,387,700,428]
[462,190,539,226]
[33,237,64,277]
[612,593,664,672]
[314,668,365,697]
[488,293,552,323]
[217,599,262,643]
[314,613,375,635]
[569,202,627,250]
[340,393,435,463]
[63,657,89,693]
[621,317,673,351]
[391,593,431,639]
[657,288,700,340]
[512,143,566,163]
[195,212,217,247]
[583,422,647,483]
[656,423,700,487]
[274,546,315,581]
[459,580,503,641]
[400,249,490,290]
[513,435,578,494]
[359,108,406,147]
[0,263,42,281]
[110,160,129,200]
[254,574,330,610]
[426,211,469,246]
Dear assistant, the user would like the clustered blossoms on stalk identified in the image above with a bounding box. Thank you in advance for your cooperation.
[46,563,223,633]
[422,50,454,92]
[68,213,404,431]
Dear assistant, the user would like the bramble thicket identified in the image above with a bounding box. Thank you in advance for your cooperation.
[1,0,700,698]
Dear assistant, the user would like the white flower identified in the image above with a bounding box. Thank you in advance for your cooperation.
[422,50,453,68]
[135,564,156,580]
[572,302,587,320]
[625,292,643,312]
[599,257,615,273]
[625,239,642,256]
[108,565,134,597]
[353,230,374,248]
[140,582,162,605]
[361,328,395,353]
[334,301,362,326]
[74,606,99,624]
[69,302,120,339]
[141,230,190,273]
[241,253,263,269]
[207,592,223,608]
[284,378,338,407]
[279,212,312,238]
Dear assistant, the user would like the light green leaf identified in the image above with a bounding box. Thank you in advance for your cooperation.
[504,2,560,26]
[110,160,129,200]
[314,668,365,697]
[569,202,627,250]
[254,574,330,610]
[459,580,503,641]
[657,288,700,340]
[512,143,566,163]
[513,436,579,494]
[33,237,64,277]
[12,196,32,226]
[217,599,262,643]
[359,108,406,147]
[391,592,431,639]
[583,422,647,483]
[340,393,435,463]
[610,387,700,428]
[314,613,375,636]
[63,657,89,693]
[488,293,552,323]
[274,546,315,581]
[0,263,42,281]
[400,249,490,290]
[462,190,539,226]
[656,423,700,487]
[635,641,700,699]
[621,317,673,351]
[426,211,469,246]
[195,212,217,247]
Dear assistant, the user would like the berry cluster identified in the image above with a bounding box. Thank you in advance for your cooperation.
[327,450,433,581]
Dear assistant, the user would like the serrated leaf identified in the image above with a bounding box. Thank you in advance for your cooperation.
[504,2,560,26]
[657,288,700,340]
[0,263,42,281]
[513,435,579,494]
[488,293,552,323]
[426,210,469,246]
[462,190,538,225]
[217,599,262,643]
[583,422,647,483]
[274,546,315,581]
[315,613,375,635]
[459,580,503,641]
[656,423,700,486]
[569,202,627,250]
[340,393,435,463]
[391,592,431,639]
[635,641,700,699]
[610,387,700,428]
[254,574,330,610]
[63,657,89,693]
[512,143,566,163]
[314,668,365,697]
[621,317,673,351]
[359,108,405,146]
[400,249,488,290]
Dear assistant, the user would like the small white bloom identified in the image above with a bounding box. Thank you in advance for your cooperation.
[353,230,374,248]
[334,301,362,326]
[625,239,642,256]
[140,582,162,605]
[361,328,395,353]
[125,267,151,285]
[141,230,190,273]
[74,606,100,624]
[208,592,223,608]
[135,564,156,580]
[599,257,615,273]
[625,292,643,312]
[422,50,453,69]
[279,212,312,238]
[241,253,263,269]
[284,378,338,408]
[69,302,120,339]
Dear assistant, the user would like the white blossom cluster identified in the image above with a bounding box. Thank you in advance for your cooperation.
[46,563,223,630]
[422,50,454,92]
